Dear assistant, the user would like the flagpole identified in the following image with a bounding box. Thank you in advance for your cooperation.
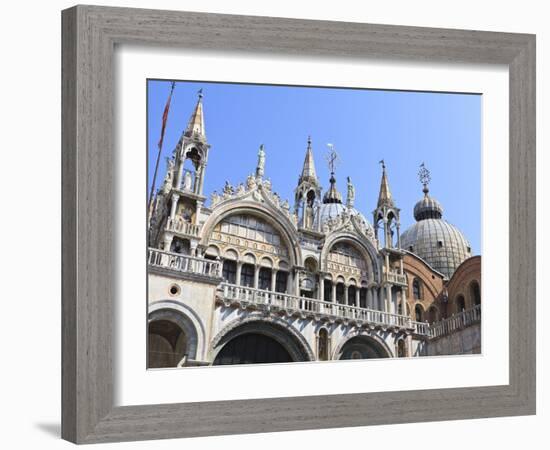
[148,81,176,221]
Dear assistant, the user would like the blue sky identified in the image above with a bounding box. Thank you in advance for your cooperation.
[147,80,481,255]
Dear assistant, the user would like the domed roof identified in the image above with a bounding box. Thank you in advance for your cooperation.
[401,164,471,278]
[413,195,443,220]
[401,219,471,278]
[314,203,371,231]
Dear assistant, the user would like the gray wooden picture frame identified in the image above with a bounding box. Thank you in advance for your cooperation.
[61,5,536,444]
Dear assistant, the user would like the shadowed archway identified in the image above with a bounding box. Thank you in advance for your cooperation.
[211,317,314,365]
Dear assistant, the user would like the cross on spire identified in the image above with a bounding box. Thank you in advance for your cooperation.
[418,162,431,195]
[325,143,339,174]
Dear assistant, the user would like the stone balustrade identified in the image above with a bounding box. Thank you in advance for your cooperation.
[148,248,221,278]
[383,271,407,286]
[218,283,423,332]
[429,305,481,338]
[165,218,201,237]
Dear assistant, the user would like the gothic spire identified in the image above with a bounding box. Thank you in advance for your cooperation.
[376,159,394,208]
[184,89,206,140]
[299,136,318,183]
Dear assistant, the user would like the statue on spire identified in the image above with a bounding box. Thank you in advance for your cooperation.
[256,144,266,179]
[418,162,431,195]
[346,176,355,207]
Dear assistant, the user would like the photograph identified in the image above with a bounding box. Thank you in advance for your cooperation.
[146,80,482,367]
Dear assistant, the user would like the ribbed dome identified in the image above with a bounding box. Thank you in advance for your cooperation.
[401,219,471,278]
[414,195,443,220]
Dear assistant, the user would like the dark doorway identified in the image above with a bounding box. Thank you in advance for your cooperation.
[148,319,187,368]
[213,333,293,365]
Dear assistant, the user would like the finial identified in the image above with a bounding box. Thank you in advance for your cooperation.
[197,88,203,99]
[418,162,431,195]
[325,143,339,175]
[307,135,312,147]
[379,159,386,171]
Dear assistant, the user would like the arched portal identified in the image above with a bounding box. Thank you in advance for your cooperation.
[211,318,314,364]
[147,308,199,368]
[337,335,391,360]
[213,333,292,365]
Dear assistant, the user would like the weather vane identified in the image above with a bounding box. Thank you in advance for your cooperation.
[418,162,431,193]
[325,143,340,174]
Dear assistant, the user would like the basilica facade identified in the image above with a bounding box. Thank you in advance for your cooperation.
[147,92,482,368]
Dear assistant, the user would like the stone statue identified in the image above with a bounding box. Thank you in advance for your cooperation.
[236,183,246,195]
[346,176,355,207]
[183,170,193,191]
[210,191,220,206]
[223,181,234,198]
[256,144,266,179]
[263,179,272,192]
[246,174,256,190]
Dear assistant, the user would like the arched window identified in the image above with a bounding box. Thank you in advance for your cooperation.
[336,283,345,304]
[222,260,237,284]
[348,285,357,306]
[258,267,272,290]
[470,281,481,306]
[170,237,190,254]
[456,295,466,313]
[318,328,329,361]
[412,278,422,300]
[240,264,254,287]
[415,304,424,322]
[359,288,367,308]
[324,280,333,302]
[275,271,288,293]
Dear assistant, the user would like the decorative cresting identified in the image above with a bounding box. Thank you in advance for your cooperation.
[210,314,315,362]
[332,329,394,359]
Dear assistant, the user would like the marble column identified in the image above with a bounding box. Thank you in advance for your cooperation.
[385,285,392,313]
[355,288,360,307]
[319,277,325,301]
[331,283,337,304]
[236,261,242,286]
[170,194,179,220]
[344,284,349,305]
[271,269,278,292]
[254,265,260,289]
[367,289,373,309]
[401,287,408,317]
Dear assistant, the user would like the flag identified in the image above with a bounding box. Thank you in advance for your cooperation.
[157,81,176,149]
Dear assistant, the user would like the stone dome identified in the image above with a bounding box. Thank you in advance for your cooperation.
[401,190,471,278]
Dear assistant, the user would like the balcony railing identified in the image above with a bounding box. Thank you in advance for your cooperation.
[165,218,201,237]
[383,271,407,285]
[148,249,221,278]
[429,305,481,338]
[218,283,420,332]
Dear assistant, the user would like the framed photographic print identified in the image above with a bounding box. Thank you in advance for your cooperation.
[62,5,536,444]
